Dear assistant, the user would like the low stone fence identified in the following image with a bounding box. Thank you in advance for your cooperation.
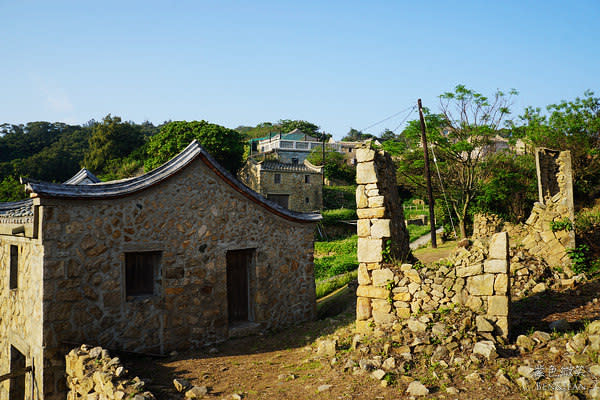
[66,345,155,399]
[356,232,510,340]
[472,213,503,239]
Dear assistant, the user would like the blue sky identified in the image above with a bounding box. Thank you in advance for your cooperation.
[1,0,598,140]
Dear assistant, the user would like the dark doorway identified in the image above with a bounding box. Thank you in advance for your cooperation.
[9,346,26,400]
[226,249,254,323]
[267,194,289,209]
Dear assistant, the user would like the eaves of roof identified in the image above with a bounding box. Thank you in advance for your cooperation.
[21,141,321,224]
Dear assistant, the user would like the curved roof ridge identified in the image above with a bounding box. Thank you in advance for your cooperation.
[64,168,102,184]
[303,159,323,172]
[21,140,320,223]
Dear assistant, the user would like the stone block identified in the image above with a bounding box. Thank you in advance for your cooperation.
[357,219,370,237]
[393,292,411,302]
[370,219,390,239]
[396,307,411,318]
[467,274,494,296]
[356,320,373,334]
[371,299,391,312]
[465,295,483,312]
[495,316,509,338]
[372,268,394,287]
[357,207,386,219]
[404,269,421,284]
[357,285,389,299]
[456,264,482,277]
[356,148,375,162]
[357,238,383,263]
[356,297,372,320]
[373,310,396,325]
[483,259,508,273]
[357,162,377,184]
[488,232,508,259]
[358,264,371,285]
[487,296,509,316]
[368,196,385,208]
[540,230,556,243]
[356,185,368,209]
[494,274,508,294]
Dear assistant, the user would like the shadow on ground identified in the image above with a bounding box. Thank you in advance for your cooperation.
[511,277,600,338]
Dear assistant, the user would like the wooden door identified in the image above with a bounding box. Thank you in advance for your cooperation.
[226,249,253,322]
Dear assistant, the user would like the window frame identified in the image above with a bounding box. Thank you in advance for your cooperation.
[124,251,162,298]
[274,174,281,184]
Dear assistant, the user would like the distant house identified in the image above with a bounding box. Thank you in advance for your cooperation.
[0,141,319,399]
[239,158,323,212]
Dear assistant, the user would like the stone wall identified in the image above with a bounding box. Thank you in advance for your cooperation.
[239,159,323,212]
[355,144,410,265]
[65,345,154,399]
[354,145,510,340]
[356,233,510,340]
[38,159,316,398]
[0,234,45,399]
[472,213,503,239]
[472,149,575,268]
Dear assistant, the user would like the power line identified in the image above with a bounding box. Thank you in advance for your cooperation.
[361,104,415,132]
[391,106,417,133]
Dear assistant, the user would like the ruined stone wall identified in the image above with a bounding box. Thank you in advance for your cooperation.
[0,234,44,399]
[355,145,510,340]
[473,149,575,267]
[65,345,154,399]
[356,233,510,340]
[472,213,503,239]
[39,159,316,398]
[355,144,410,265]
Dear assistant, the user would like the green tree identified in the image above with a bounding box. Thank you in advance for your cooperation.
[516,90,600,203]
[0,176,26,202]
[83,115,144,174]
[307,148,355,183]
[144,120,244,174]
[396,85,518,238]
[341,128,376,142]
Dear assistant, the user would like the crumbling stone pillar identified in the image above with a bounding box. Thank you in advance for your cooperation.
[355,144,411,333]
[521,149,575,265]
[463,232,511,340]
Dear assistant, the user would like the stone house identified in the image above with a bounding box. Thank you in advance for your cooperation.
[239,159,323,212]
[0,140,319,399]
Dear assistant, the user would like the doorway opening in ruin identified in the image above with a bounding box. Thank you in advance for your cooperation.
[226,249,255,324]
[9,345,26,400]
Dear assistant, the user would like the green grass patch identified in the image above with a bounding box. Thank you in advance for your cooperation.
[315,235,357,257]
[315,270,357,299]
[321,208,357,225]
[404,208,430,219]
[407,224,432,242]
[323,185,356,210]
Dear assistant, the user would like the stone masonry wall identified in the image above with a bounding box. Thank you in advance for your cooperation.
[355,145,510,340]
[472,149,575,267]
[356,233,511,340]
[66,345,154,399]
[355,144,410,265]
[0,234,44,400]
[258,168,323,212]
[39,159,316,399]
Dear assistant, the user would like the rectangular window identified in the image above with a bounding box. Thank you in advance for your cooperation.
[274,174,281,184]
[304,175,310,184]
[267,194,289,209]
[9,245,18,290]
[125,251,161,297]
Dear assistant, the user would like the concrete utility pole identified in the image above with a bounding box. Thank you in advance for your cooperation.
[418,99,437,248]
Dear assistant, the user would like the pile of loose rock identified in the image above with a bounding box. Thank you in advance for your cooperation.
[66,345,155,400]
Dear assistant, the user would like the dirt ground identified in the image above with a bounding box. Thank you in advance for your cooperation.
[123,244,600,399]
